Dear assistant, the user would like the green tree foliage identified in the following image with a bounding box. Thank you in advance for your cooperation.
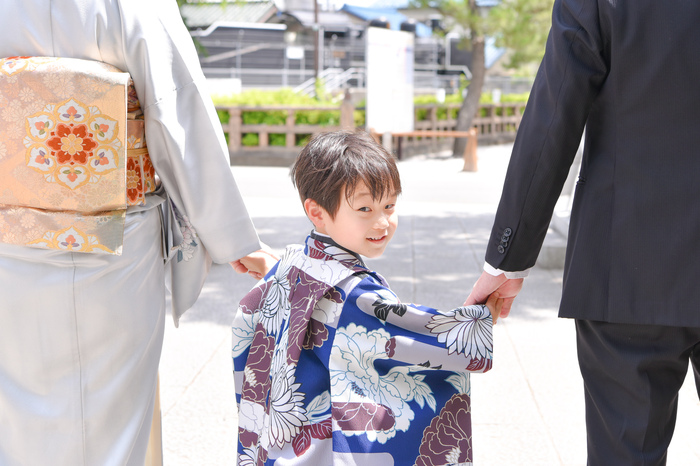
[413,0,553,155]
[488,0,555,70]
[417,0,554,72]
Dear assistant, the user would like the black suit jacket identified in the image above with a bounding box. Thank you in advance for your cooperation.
[486,0,700,327]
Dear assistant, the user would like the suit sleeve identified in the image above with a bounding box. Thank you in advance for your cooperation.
[485,0,608,271]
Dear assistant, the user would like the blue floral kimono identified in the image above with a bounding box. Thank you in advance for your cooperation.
[232,232,493,466]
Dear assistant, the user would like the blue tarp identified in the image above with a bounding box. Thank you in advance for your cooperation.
[485,36,506,69]
[340,4,434,37]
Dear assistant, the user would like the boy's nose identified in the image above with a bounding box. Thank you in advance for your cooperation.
[375,215,390,229]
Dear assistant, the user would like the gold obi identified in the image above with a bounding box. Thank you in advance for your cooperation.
[0,56,157,255]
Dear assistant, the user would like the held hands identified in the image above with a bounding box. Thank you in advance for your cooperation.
[230,243,280,280]
[465,270,524,321]
[483,292,505,324]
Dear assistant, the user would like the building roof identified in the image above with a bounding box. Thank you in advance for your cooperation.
[179,1,277,28]
[340,4,433,37]
[282,9,364,32]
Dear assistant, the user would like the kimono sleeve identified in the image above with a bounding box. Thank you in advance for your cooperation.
[117,0,260,263]
[344,275,494,373]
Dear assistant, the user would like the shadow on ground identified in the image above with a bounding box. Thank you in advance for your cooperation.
[176,212,564,327]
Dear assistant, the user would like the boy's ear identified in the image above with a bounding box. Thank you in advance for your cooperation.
[303,199,326,230]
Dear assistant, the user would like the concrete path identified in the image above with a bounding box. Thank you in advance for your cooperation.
[158,144,700,465]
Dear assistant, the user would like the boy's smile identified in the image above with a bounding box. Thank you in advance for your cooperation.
[308,182,398,258]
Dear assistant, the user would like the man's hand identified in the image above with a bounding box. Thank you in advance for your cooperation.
[464,270,524,319]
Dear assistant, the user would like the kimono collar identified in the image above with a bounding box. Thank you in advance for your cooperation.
[306,230,368,271]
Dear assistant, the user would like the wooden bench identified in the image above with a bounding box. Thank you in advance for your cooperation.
[372,129,479,171]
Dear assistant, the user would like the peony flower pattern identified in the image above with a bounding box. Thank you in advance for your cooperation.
[302,317,329,350]
[24,98,121,190]
[330,323,437,443]
[416,394,473,466]
[240,328,275,404]
[286,267,331,364]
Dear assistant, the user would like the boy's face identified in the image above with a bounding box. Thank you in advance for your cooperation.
[314,182,398,258]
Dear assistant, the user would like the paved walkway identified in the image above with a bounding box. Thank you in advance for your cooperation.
[158,144,700,465]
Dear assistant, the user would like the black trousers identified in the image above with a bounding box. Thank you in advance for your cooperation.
[576,320,700,466]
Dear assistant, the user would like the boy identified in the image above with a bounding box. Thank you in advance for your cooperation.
[232,130,500,465]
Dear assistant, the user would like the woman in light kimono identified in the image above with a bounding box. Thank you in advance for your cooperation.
[0,1,263,464]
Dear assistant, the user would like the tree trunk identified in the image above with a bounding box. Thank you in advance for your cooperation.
[453,36,485,157]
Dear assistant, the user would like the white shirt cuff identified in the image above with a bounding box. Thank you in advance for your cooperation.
[484,262,531,279]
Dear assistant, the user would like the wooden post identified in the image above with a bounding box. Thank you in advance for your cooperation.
[428,105,438,153]
[462,128,478,172]
[259,131,269,148]
[429,105,438,131]
[228,108,242,152]
[340,90,354,129]
[285,110,295,148]
[488,105,497,135]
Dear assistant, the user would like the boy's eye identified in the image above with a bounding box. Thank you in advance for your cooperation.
[358,207,371,212]
[385,204,396,210]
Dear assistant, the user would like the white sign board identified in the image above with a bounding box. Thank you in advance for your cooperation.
[365,27,414,134]
[286,46,305,60]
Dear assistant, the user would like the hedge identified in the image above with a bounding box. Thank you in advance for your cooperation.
[212,88,527,147]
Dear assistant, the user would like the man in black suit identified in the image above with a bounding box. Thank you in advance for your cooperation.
[465,0,700,464]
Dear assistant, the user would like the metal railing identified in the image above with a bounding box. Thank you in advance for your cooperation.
[293,67,366,97]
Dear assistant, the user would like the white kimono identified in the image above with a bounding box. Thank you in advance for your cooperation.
[0,1,260,465]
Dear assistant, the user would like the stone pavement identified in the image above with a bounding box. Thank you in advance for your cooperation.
[157,144,700,465]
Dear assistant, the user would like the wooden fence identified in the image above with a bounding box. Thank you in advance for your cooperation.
[218,98,525,165]
[415,103,524,142]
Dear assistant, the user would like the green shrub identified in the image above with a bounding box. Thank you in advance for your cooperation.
[269,134,286,146]
[241,133,259,146]
[217,108,230,124]
[296,134,312,146]
[215,88,527,146]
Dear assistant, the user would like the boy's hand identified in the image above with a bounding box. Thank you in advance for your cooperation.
[484,292,504,325]
[230,244,279,280]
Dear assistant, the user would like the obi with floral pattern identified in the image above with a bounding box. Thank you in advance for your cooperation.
[0,56,157,255]
[232,232,494,466]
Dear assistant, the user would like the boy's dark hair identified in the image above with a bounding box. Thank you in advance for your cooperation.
[291,130,402,219]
